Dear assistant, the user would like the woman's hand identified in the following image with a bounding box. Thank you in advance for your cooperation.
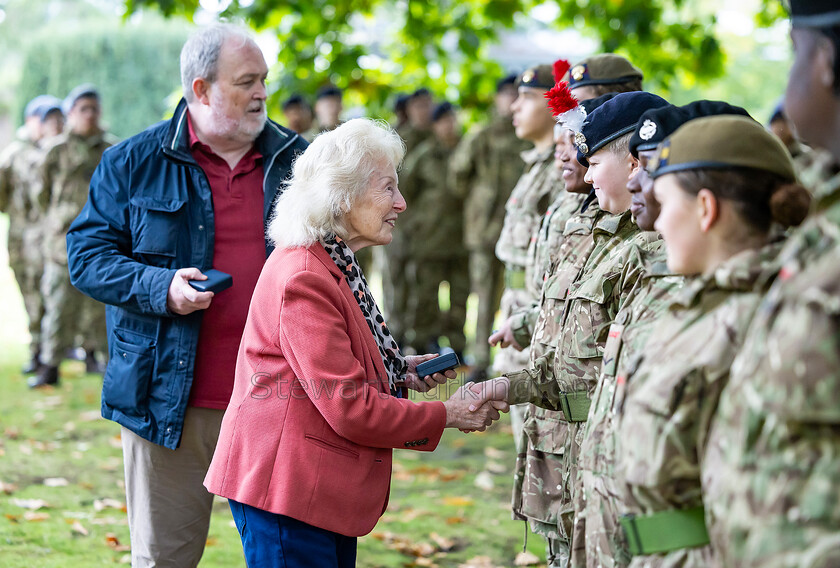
[458,377,511,433]
[488,317,523,351]
[404,354,457,392]
[443,382,508,431]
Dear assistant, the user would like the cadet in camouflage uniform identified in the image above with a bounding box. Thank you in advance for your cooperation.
[612,116,810,567]
[379,87,434,346]
[450,75,528,380]
[400,102,468,355]
[702,4,840,566]
[767,102,835,187]
[575,101,749,568]
[509,106,602,568]
[487,91,667,566]
[491,64,563,450]
[31,85,117,387]
[0,95,64,374]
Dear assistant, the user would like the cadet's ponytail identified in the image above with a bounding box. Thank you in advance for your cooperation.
[673,168,811,232]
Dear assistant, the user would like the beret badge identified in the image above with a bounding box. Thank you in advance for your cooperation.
[571,65,586,81]
[522,69,535,83]
[639,119,658,141]
[575,132,589,155]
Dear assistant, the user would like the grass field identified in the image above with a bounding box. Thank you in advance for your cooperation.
[0,216,547,567]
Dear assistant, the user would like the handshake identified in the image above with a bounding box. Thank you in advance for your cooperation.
[442,377,511,432]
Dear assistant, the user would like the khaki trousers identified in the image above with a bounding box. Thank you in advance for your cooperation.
[121,407,225,568]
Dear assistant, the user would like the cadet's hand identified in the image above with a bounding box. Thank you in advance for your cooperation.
[167,268,214,315]
[488,317,523,351]
[458,378,511,432]
[443,382,502,431]
[404,354,456,392]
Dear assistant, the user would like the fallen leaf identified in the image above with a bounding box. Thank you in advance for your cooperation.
[439,472,465,482]
[23,511,51,522]
[445,516,465,525]
[441,496,473,507]
[0,481,19,494]
[474,471,495,491]
[5,427,20,440]
[119,554,131,564]
[429,532,455,552]
[483,447,506,460]
[4,514,20,523]
[12,498,49,510]
[70,520,89,536]
[485,461,508,475]
[205,536,217,547]
[79,410,101,422]
[94,498,126,513]
[514,551,541,566]
[458,556,499,568]
[44,477,69,487]
[105,533,131,552]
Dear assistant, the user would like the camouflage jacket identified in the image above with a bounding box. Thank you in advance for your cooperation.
[578,245,684,568]
[615,242,784,568]
[506,211,660,408]
[400,137,466,258]
[0,134,44,240]
[702,171,840,568]
[397,123,432,157]
[495,146,561,271]
[510,190,586,347]
[449,115,530,250]
[40,129,115,263]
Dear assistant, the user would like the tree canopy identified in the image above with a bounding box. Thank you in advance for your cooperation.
[116,0,784,116]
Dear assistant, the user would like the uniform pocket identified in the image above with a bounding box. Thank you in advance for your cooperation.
[102,330,156,416]
[565,276,616,360]
[129,197,187,261]
[304,434,361,459]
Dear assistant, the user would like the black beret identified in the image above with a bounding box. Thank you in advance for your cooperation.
[567,54,643,90]
[648,115,796,182]
[516,65,554,90]
[576,91,669,166]
[62,84,99,114]
[394,93,410,112]
[432,102,454,122]
[316,85,342,100]
[411,88,432,99]
[580,93,620,116]
[24,95,62,119]
[789,0,840,27]
[282,94,310,110]
[629,100,752,157]
[497,74,518,91]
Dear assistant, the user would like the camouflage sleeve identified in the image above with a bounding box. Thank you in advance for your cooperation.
[504,348,562,410]
[37,145,58,214]
[448,128,479,199]
[509,300,539,347]
[737,290,840,562]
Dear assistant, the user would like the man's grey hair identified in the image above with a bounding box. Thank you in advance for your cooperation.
[180,23,255,102]
[268,118,406,249]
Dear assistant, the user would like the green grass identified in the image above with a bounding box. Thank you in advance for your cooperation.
[0,215,544,567]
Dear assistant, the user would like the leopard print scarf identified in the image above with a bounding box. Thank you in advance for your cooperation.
[322,235,406,392]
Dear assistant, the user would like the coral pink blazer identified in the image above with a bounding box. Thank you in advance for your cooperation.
[204,244,447,537]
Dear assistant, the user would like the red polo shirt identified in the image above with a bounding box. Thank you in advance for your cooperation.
[187,116,266,409]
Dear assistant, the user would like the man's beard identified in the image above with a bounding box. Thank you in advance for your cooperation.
[208,102,267,142]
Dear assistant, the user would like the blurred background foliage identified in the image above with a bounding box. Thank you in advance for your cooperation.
[0,0,791,138]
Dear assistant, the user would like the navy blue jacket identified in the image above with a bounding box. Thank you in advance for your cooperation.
[66,99,308,449]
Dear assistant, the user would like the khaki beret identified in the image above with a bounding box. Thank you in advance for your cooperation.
[516,64,555,91]
[567,54,643,89]
[649,115,796,182]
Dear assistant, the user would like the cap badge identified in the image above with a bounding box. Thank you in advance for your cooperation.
[574,131,588,155]
[639,119,657,140]
[522,69,535,83]
[571,65,586,81]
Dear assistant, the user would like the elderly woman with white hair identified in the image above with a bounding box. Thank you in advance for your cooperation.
[204,118,505,567]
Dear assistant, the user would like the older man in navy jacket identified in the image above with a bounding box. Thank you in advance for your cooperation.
[66,24,307,567]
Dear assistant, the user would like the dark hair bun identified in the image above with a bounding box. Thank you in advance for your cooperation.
[770,183,811,228]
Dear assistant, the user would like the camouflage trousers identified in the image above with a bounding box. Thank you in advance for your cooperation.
[40,260,107,366]
[577,470,630,568]
[512,404,573,566]
[494,286,534,450]
[377,231,410,344]
[9,229,45,357]
[467,248,505,372]
[405,254,470,354]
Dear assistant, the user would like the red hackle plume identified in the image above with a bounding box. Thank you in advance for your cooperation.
[553,59,571,82]
[544,81,578,117]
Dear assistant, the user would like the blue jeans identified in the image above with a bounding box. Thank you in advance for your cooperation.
[228,499,357,568]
